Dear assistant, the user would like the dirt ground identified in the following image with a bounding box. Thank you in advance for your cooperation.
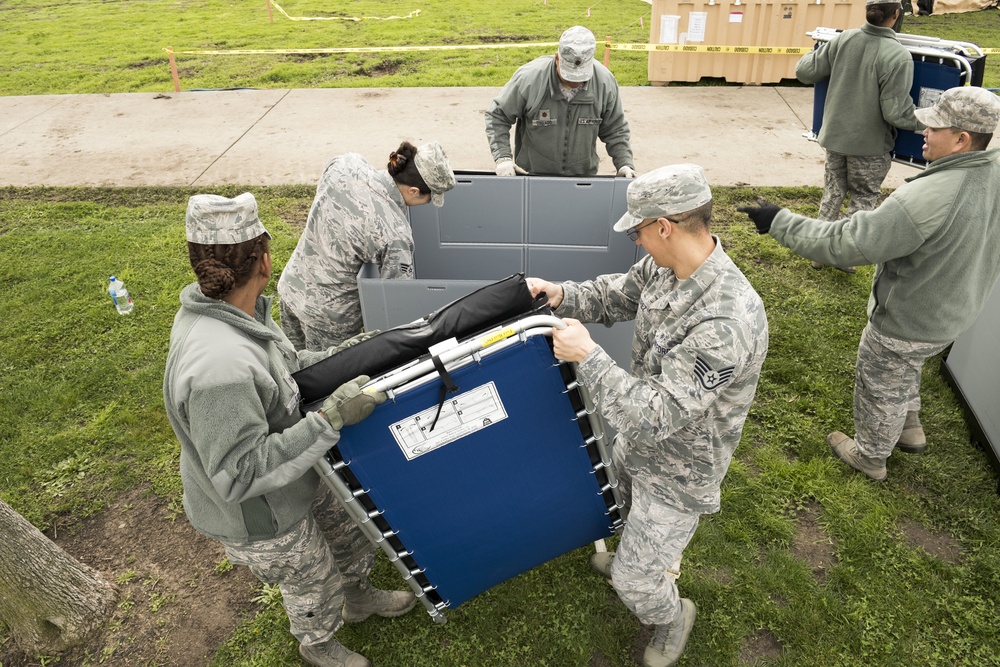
[0,487,260,667]
[1,485,964,667]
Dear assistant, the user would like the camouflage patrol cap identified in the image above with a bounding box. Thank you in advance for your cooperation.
[613,164,713,232]
[414,141,457,208]
[914,86,1000,134]
[557,26,596,83]
[185,192,270,244]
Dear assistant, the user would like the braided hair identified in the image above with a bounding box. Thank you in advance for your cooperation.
[188,234,269,300]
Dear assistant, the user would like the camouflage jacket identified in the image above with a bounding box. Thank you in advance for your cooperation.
[277,153,414,343]
[558,240,768,514]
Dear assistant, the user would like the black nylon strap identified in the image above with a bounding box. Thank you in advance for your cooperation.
[429,354,459,432]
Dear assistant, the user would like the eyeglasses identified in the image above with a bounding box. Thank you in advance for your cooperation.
[626,217,676,241]
[626,219,658,242]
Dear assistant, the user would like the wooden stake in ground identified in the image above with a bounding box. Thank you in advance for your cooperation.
[0,500,117,654]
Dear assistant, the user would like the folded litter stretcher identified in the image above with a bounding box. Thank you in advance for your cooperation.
[292,276,626,624]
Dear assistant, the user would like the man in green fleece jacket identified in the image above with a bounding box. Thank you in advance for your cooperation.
[485,25,635,177]
[737,86,1000,482]
[796,0,922,271]
[164,193,416,667]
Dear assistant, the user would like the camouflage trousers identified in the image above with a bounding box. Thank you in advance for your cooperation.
[818,150,892,221]
[609,442,700,626]
[279,300,362,352]
[222,486,376,647]
[853,324,948,461]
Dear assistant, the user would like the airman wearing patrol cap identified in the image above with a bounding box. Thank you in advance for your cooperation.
[556,25,597,83]
[528,164,768,667]
[168,191,415,667]
[914,85,1000,132]
[739,85,1000,484]
[612,164,714,232]
[186,192,270,245]
[412,140,457,208]
[485,26,635,178]
[278,140,456,352]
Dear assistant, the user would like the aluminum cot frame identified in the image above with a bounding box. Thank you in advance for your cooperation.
[312,314,626,624]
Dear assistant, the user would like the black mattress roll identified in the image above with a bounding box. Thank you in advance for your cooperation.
[292,273,542,409]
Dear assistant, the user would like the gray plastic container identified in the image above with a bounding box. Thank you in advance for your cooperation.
[359,172,640,368]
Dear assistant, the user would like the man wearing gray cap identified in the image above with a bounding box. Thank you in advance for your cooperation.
[485,25,635,177]
[796,0,922,272]
[165,193,418,667]
[529,165,768,667]
[739,86,1000,482]
[278,140,456,351]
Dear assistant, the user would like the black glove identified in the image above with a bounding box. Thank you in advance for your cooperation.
[737,199,781,234]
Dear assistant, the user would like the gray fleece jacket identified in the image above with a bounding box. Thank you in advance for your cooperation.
[770,148,1000,345]
[796,23,921,156]
[163,283,339,542]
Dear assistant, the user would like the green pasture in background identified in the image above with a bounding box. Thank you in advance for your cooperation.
[1,0,997,94]
[2,186,999,666]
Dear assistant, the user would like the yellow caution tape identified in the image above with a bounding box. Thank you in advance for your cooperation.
[269,0,420,22]
[169,43,558,56]
[608,42,811,55]
[165,41,997,59]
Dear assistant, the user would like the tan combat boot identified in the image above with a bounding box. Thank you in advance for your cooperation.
[828,432,887,481]
[298,639,370,667]
[896,411,927,454]
[342,581,417,623]
[590,552,614,579]
[643,598,697,667]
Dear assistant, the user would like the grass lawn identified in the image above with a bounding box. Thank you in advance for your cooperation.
[0,1,998,94]
[3,2,1000,665]
[2,185,999,666]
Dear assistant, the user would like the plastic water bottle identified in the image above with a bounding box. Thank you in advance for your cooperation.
[108,276,134,315]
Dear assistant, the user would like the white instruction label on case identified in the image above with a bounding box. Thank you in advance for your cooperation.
[389,381,508,461]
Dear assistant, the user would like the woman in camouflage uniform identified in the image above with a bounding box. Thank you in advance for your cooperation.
[278,141,455,350]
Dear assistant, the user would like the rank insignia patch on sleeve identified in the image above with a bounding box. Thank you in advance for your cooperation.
[694,355,735,391]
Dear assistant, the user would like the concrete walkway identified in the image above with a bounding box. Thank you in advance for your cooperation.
[0,86,924,188]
